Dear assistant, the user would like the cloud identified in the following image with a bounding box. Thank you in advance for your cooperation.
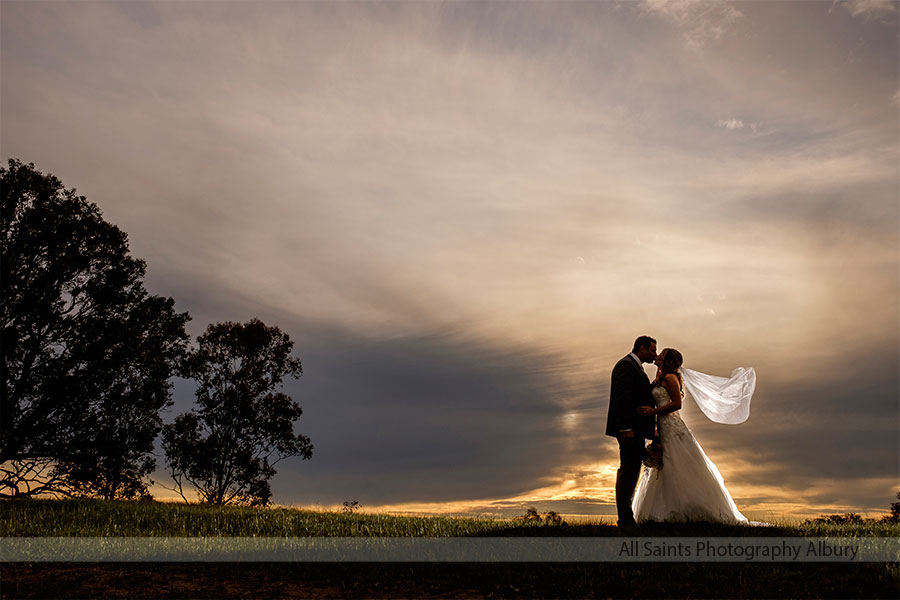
[716,118,763,131]
[216,322,575,506]
[842,0,899,22]
[640,0,744,48]
[718,118,744,129]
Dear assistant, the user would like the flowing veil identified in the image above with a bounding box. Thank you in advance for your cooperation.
[680,366,756,424]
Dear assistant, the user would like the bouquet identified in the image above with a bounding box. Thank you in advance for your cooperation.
[643,436,663,473]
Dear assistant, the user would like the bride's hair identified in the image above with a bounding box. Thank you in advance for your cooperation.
[658,348,684,395]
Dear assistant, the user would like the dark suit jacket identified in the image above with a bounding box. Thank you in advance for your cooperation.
[605,354,655,439]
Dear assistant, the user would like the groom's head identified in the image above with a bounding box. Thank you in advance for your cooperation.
[633,336,658,363]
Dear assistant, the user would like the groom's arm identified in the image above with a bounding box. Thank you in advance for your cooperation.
[610,361,636,435]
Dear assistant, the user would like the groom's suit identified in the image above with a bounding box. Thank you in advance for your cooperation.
[606,354,655,526]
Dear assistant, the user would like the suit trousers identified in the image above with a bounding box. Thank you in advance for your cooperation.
[615,435,645,525]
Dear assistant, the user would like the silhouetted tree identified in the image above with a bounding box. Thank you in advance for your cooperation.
[1,159,189,498]
[162,319,312,506]
[885,491,900,523]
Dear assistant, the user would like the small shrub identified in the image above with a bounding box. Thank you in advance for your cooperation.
[804,513,864,525]
[520,507,566,526]
[522,507,542,522]
[543,510,565,526]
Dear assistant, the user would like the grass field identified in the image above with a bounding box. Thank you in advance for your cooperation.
[2,498,898,599]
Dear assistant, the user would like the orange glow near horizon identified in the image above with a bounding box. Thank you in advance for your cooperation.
[147,464,898,522]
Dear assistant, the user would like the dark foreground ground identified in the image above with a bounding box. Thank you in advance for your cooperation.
[3,561,898,599]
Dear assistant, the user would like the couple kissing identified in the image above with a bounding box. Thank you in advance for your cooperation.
[606,335,756,527]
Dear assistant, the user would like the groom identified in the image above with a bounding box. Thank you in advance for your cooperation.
[606,335,657,528]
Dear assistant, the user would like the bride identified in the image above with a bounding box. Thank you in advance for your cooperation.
[632,348,752,524]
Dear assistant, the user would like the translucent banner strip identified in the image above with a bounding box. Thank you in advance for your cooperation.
[2,537,898,563]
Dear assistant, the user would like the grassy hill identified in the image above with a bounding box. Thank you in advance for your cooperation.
[1,498,898,599]
[3,497,899,537]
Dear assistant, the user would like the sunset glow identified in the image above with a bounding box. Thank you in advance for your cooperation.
[3,0,898,519]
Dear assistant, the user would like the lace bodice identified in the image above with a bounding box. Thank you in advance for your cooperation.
[652,385,689,438]
[651,384,674,408]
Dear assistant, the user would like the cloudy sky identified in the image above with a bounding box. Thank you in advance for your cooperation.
[3,0,898,520]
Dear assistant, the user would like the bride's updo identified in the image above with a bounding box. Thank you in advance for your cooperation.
[658,348,684,394]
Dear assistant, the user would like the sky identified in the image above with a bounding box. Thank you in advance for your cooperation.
[2,0,898,521]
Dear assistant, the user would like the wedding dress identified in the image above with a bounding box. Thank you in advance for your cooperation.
[632,383,749,524]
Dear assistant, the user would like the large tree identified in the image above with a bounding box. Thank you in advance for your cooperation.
[162,319,312,506]
[1,159,189,498]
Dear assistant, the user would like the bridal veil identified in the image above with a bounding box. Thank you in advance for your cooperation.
[680,366,756,424]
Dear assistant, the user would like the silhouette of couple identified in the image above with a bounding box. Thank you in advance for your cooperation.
[606,336,754,527]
